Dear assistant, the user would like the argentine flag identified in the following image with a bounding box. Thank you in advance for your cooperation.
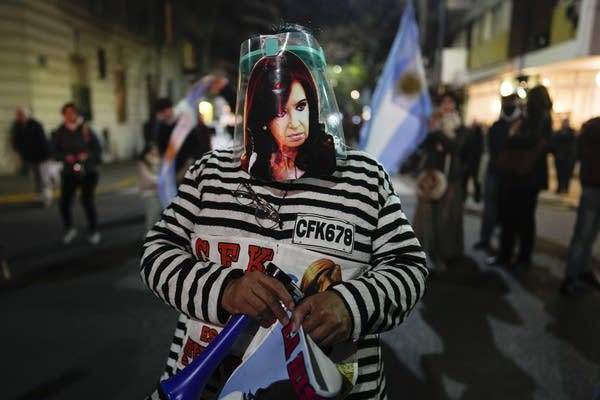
[359,1,432,174]
[157,77,214,207]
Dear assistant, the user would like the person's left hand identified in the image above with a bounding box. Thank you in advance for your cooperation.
[290,291,352,347]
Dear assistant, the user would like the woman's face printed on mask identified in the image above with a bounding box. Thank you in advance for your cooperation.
[268,81,309,150]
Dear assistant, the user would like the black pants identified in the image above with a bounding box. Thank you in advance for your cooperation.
[554,158,573,192]
[498,185,539,264]
[59,172,99,231]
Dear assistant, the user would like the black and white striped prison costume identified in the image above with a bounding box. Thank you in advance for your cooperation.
[141,148,427,399]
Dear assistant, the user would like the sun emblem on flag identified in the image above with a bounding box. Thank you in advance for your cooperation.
[395,71,422,96]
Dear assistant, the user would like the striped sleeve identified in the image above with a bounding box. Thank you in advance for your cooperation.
[330,164,428,340]
[140,157,242,325]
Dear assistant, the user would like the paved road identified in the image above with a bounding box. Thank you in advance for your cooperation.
[0,179,599,399]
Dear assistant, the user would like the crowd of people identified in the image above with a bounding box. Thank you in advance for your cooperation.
[408,84,600,297]
[11,102,103,244]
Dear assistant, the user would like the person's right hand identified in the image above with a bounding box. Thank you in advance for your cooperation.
[221,271,295,328]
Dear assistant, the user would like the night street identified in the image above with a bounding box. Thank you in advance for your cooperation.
[1,166,599,400]
[2,1,600,399]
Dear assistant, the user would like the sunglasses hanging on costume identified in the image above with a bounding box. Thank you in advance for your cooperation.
[234,30,346,182]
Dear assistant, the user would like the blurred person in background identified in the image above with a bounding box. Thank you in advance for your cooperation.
[473,93,522,254]
[413,92,468,271]
[51,102,103,245]
[156,80,225,186]
[461,119,484,203]
[550,117,577,195]
[143,97,175,148]
[487,85,552,269]
[10,105,53,206]
[560,116,600,295]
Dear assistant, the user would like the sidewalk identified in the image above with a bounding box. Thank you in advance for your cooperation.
[0,160,138,205]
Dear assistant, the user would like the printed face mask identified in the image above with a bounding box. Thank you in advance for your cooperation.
[233,31,346,182]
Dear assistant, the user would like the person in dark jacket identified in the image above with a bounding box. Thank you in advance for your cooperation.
[51,102,103,245]
[550,118,577,194]
[153,96,218,185]
[560,116,600,294]
[461,120,484,202]
[143,97,174,148]
[473,94,522,253]
[413,92,468,271]
[487,86,552,269]
[10,106,53,205]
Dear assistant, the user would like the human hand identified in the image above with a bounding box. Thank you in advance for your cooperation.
[291,291,352,347]
[77,152,88,161]
[221,271,295,328]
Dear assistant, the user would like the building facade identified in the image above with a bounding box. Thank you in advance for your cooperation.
[437,0,600,130]
[0,0,187,174]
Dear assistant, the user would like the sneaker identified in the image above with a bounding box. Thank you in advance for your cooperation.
[63,228,78,244]
[88,231,101,245]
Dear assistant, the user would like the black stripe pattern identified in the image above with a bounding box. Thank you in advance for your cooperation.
[140,148,428,399]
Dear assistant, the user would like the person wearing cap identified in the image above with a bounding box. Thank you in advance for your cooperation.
[140,25,427,399]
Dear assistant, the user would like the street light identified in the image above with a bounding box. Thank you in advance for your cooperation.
[500,80,514,96]
[198,101,213,123]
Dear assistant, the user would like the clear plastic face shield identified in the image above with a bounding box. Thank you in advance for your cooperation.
[233,30,346,182]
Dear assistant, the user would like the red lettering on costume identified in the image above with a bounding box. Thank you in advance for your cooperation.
[181,338,205,367]
[287,352,316,399]
[199,326,219,343]
[282,322,300,360]
[218,242,240,267]
[194,239,210,261]
[245,245,274,272]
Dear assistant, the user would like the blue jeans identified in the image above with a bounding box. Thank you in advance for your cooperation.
[565,186,600,279]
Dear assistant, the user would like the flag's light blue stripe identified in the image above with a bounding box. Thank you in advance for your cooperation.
[158,159,177,208]
[156,79,212,208]
[360,2,419,148]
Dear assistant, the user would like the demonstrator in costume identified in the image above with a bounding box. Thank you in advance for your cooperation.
[140,24,427,399]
